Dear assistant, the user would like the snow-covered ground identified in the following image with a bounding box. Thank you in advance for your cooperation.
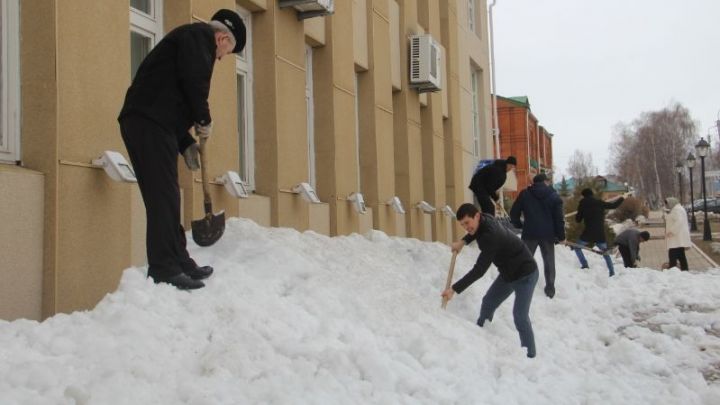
[1,218,720,404]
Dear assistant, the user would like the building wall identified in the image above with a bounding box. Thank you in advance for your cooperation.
[0,165,44,321]
[497,96,542,199]
[2,0,493,319]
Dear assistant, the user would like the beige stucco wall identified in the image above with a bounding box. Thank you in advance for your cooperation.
[4,0,494,319]
[0,166,44,321]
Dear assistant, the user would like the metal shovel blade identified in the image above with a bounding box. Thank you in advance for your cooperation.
[191,210,225,247]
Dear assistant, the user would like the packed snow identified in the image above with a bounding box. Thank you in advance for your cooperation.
[1,218,720,404]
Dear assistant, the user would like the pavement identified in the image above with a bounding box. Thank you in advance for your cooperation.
[632,210,718,271]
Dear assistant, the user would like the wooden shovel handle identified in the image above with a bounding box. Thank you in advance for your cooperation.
[198,136,212,213]
[441,251,458,309]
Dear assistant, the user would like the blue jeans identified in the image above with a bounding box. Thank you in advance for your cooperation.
[477,269,539,357]
[574,240,615,276]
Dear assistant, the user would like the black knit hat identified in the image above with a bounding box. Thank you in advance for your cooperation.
[581,188,594,197]
[506,156,517,166]
[211,9,247,54]
[533,173,547,183]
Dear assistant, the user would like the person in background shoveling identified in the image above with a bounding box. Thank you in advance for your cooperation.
[509,173,565,298]
[664,197,691,271]
[441,203,539,358]
[468,156,517,217]
[118,10,246,290]
[573,188,624,276]
[613,229,650,268]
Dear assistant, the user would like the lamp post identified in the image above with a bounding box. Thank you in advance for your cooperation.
[696,137,712,241]
[675,162,684,205]
[687,153,698,231]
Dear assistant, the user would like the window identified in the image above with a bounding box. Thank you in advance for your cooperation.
[468,0,481,36]
[470,69,481,157]
[0,0,20,163]
[354,73,361,191]
[305,45,316,188]
[235,8,255,189]
[468,0,475,32]
[130,0,163,79]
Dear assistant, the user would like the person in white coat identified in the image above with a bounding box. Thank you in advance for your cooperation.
[664,197,691,271]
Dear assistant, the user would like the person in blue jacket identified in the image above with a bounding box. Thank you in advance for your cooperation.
[510,174,565,298]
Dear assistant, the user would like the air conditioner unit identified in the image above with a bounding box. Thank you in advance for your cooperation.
[279,0,334,20]
[409,35,442,93]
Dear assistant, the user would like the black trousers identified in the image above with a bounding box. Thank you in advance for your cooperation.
[119,115,194,278]
[523,239,556,289]
[473,191,496,217]
[617,244,636,268]
[668,247,689,271]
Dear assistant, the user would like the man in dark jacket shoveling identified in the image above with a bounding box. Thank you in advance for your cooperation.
[510,174,565,298]
[469,156,517,216]
[118,10,246,290]
[441,203,539,358]
[573,188,624,276]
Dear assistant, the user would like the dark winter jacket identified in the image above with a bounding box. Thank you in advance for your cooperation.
[469,160,509,201]
[119,22,216,136]
[452,214,538,294]
[509,182,565,241]
[575,196,624,243]
[614,228,642,264]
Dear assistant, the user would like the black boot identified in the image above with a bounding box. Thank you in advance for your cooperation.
[151,273,205,290]
[185,265,214,280]
[181,258,214,280]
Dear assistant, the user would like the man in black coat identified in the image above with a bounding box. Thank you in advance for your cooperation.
[118,9,246,290]
[574,188,624,276]
[468,156,517,216]
[509,174,565,298]
[441,203,539,358]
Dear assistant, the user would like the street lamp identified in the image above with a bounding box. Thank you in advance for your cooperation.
[687,152,698,231]
[696,137,712,241]
[675,161,684,205]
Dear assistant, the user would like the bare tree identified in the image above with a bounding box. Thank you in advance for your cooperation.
[567,150,596,180]
[608,102,697,207]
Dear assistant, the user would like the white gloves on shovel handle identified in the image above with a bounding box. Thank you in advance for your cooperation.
[194,122,213,139]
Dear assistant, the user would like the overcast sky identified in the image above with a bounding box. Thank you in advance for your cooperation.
[492,0,720,179]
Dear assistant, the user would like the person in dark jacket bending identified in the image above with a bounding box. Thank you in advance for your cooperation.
[510,174,565,298]
[574,188,624,276]
[441,203,539,358]
[613,229,650,268]
[118,10,246,290]
[468,156,517,216]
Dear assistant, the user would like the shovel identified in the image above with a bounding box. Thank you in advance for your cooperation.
[441,251,458,309]
[494,201,521,234]
[191,136,225,246]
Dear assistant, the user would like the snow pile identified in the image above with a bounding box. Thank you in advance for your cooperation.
[1,218,719,404]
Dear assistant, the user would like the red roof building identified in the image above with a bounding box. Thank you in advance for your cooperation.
[494,95,554,199]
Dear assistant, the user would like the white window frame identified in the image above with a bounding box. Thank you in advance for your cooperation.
[235,7,255,190]
[305,45,316,188]
[130,0,163,41]
[130,0,163,77]
[470,68,481,158]
[0,0,20,163]
[468,0,476,33]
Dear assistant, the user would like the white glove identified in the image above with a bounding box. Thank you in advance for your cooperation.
[194,122,213,139]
